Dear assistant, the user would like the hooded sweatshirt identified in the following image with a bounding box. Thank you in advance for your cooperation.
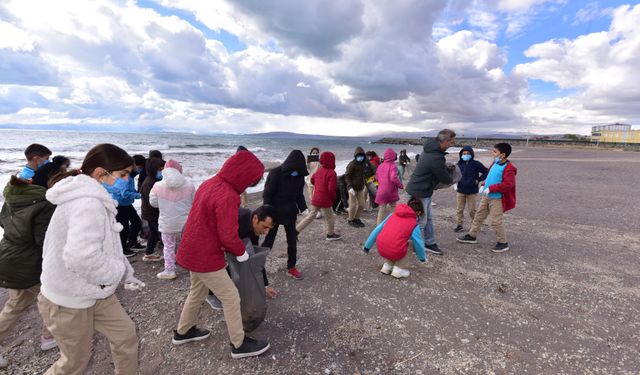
[310,152,337,208]
[141,158,164,221]
[364,203,426,262]
[405,138,453,198]
[375,148,404,205]
[456,146,489,194]
[177,150,265,273]
[263,150,308,225]
[345,147,372,191]
[0,181,55,289]
[41,174,137,308]
[149,160,195,234]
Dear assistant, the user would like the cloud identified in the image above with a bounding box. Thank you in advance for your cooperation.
[573,2,613,26]
[0,49,62,86]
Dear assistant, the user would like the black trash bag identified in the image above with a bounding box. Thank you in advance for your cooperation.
[225,240,270,332]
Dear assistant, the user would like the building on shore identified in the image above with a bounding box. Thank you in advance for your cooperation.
[591,123,640,144]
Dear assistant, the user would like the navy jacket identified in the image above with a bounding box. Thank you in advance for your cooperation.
[456,146,488,194]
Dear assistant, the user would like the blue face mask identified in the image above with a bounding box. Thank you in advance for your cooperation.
[37,159,50,169]
[494,156,502,163]
[356,156,365,162]
[461,154,472,162]
[156,171,163,180]
[113,177,128,190]
[19,166,35,180]
[291,171,299,177]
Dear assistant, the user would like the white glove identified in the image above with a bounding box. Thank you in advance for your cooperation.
[348,188,355,195]
[301,209,309,215]
[236,251,249,262]
[452,183,457,191]
[124,276,145,291]
[479,186,490,196]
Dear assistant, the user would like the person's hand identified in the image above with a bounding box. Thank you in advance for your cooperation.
[236,252,249,262]
[265,286,278,299]
[479,186,490,196]
[124,276,145,291]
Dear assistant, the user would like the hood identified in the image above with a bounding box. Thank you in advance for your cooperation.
[217,150,265,193]
[353,146,366,158]
[458,146,475,159]
[164,159,183,173]
[394,203,418,218]
[162,168,186,188]
[383,148,397,163]
[145,158,165,183]
[281,150,309,176]
[46,174,116,212]
[423,138,444,154]
[319,152,336,170]
[3,182,47,209]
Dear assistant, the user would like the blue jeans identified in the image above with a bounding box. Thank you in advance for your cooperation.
[418,196,436,246]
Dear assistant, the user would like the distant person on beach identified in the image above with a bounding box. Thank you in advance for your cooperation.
[345,147,373,228]
[0,174,57,369]
[406,129,457,256]
[364,152,379,211]
[173,150,270,359]
[140,158,165,262]
[306,147,321,211]
[31,155,70,188]
[18,144,51,182]
[375,148,404,225]
[296,151,342,241]
[366,151,381,167]
[38,144,143,374]
[363,197,427,278]
[398,149,410,183]
[137,149,163,192]
[237,146,250,208]
[454,146,488,233]
[150,159,195,280]
[457,143,517,253]
[261,150,308,280]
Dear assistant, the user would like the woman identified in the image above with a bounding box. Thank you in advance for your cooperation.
[140,157,165,262]
[375,148,404,224]
[398,149,410,183]
[38,143,143,374]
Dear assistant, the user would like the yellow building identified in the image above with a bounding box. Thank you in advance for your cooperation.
[591,123,640,144]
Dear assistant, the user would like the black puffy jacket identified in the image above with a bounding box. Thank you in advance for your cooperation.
[406,138,453,198]
[263,150,308,225]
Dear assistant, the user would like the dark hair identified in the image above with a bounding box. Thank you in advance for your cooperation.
[253,204,277,224]
[51,155,70,167]
[494,143,512,158]
[32,155,70,188]
[133,154,146,166]
[49,144,132,187]
[24,144,52,161]
[407,197,424,215]
[149,150,163,159]
[310,147,320,154]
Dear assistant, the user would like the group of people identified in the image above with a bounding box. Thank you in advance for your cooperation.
[0,128,517,373]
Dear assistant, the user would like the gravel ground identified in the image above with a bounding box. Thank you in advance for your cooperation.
[1,146,639,374]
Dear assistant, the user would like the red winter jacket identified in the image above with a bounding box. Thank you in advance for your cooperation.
[310,152,337,208]
[376,204,418,261]
[176,151,264,273]
[487,161,517,212]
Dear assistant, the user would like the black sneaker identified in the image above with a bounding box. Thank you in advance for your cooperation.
[230,336,270,359]
[123,249,136,258]
[129,242,146,251]
[457,234,478,244]
[326,233,342,241]
[454,225,464,233]
[491,242,510,253]
[348,220,360,228]
[354,219,366,228]
[425,244,443,255]
[172,326,211,345]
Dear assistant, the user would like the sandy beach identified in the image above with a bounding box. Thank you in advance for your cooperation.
[1,146,639,374]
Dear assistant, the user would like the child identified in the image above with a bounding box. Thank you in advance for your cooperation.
[345,147,373,228]
[141,158,164,262]
[18,144,51,182]
[375,148,404,225]
[454,146,488,233]
[457,143,517,253]
[296,151,342,241]
[363,197,427,278]
[398,149,410,183]
[150,159,195,280]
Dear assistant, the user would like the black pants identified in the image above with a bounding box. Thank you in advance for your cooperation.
[261,221,297,269]
[146,219,160,255]
[116,205,142,251]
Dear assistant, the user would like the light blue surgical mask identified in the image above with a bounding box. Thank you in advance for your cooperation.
[461,154,472,162]
[37,159,50,169]
[356,156,365,162]
[291,171,299,177]
[113,177,128,191]
[156,171,163,180]
[19,166,35,180]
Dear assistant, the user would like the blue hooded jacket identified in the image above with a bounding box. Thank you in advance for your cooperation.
[104,171,141,206]
[456,146,488,194]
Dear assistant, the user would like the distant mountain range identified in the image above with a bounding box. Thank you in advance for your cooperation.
[246,131,538,140]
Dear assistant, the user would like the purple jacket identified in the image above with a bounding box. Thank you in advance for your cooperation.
[375,148,404,205]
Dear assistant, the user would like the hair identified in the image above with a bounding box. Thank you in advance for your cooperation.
[149,150,163,159]
[24,144,52,161]
[133,154,146,166]
[253,204,277,224]
[436,129,457,143]
[407,196,424,216]
[310,147,320,154]
[51,155,70,167]
[48,144,133,187]
[32,155,71,188]
[494,143,512,158]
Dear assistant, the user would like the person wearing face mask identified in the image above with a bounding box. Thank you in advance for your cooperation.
[344,147,373,228]
[454,146,488,233]
[18,144,52,182]
[261,150,308,280]
[31,155,71,189]
[140,158,165,262]
[37,143,142,375]
[306,147,321,217]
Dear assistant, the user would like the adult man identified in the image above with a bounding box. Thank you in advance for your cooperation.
[405,129,456,255]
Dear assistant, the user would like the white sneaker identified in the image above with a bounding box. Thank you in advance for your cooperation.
[0,353,7,368]
[40,336,58,351]
[390,266,410,278]
[206,295,223,311]
[315,212,323,219]
[157,270,177,280]
[380,263,393,275]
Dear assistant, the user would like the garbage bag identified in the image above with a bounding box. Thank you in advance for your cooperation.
[434,163,461,190]
[225,240,269,332]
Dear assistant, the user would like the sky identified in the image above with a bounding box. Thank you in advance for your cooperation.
[0,0,639,136]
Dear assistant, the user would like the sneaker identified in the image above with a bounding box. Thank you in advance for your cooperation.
[206,294,223,311]
[287,267,303,280]
[348,220,360,228]
[390,266,410,278]
[380,263,393,275]
[231,336,270,359]
[129,242,146,251]
[157,270,177,280]
[454,225,464,233]
[142,254,163,262]
[425,244,443,255]
[0,353,7,368]
[315,212,323,219]
[354,219,366,228]
[326,233,342,241]
[123,249,136,258]
[491,242,510,253]
[40,336,57,351]
[457,234,478,244]
[172,326,211,345]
